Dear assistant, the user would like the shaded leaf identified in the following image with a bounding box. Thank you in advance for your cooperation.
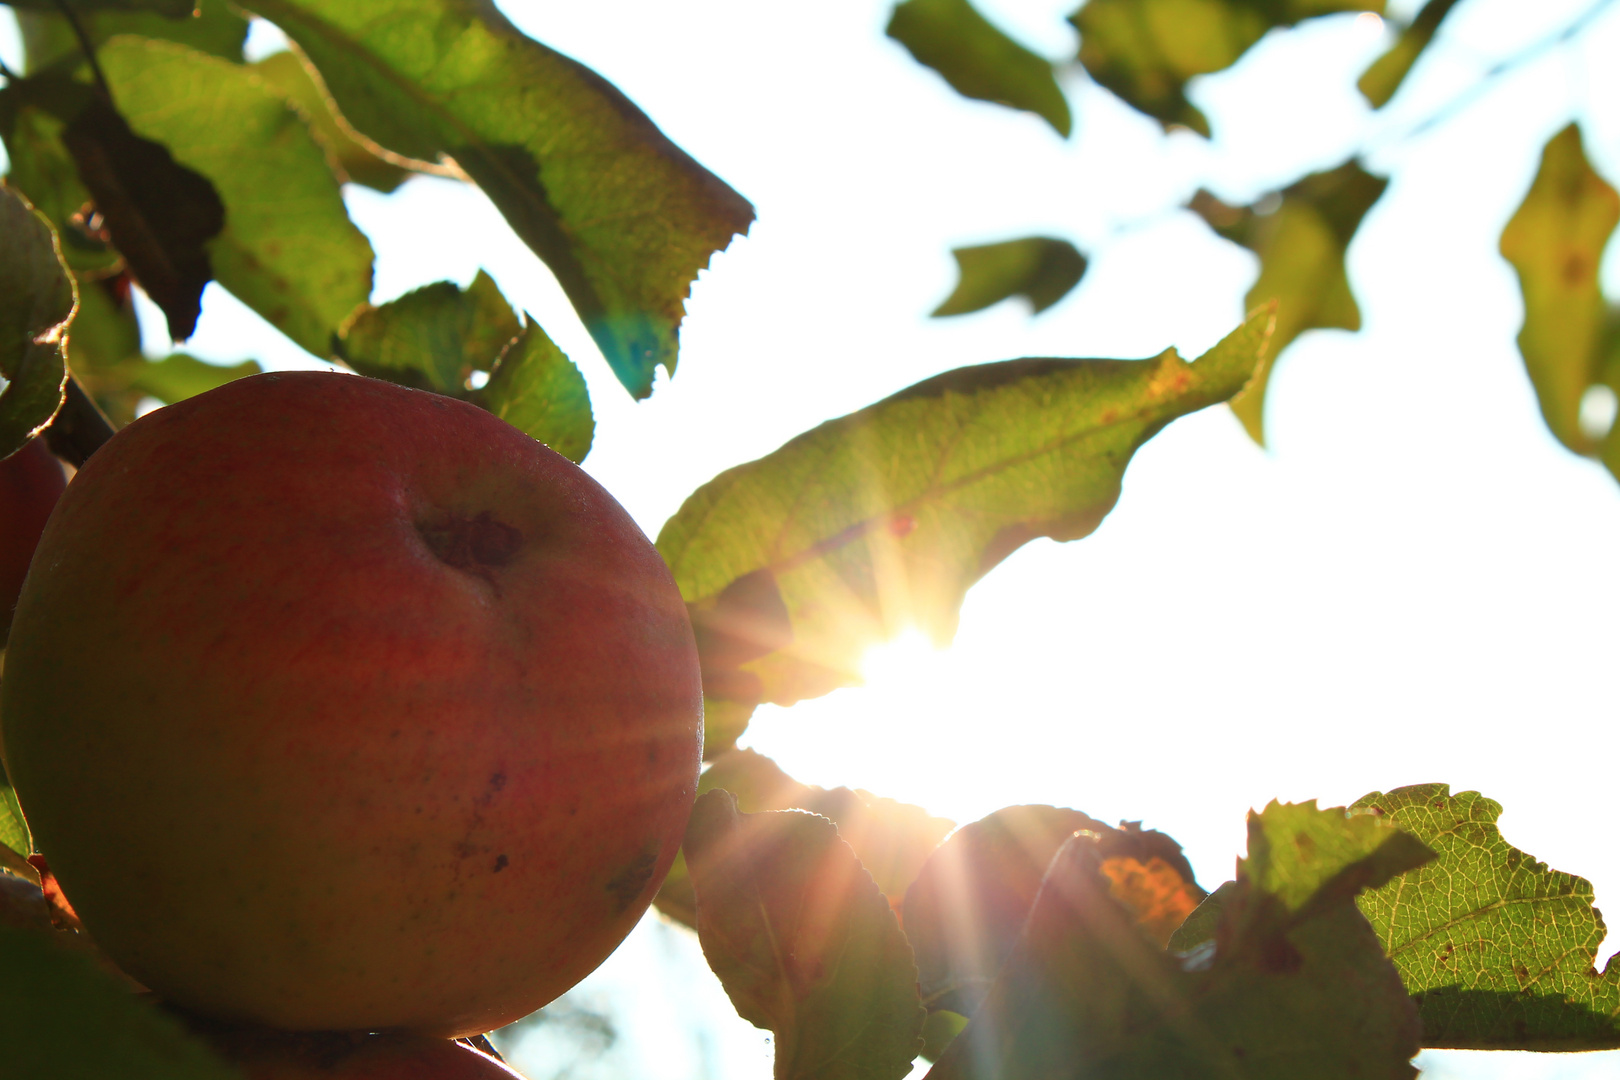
[887,0,1072,136]
[0,437,66,648]
[99,37,374,356]
[0,101,124,277]
[2,72,224,340]
[659,309,1273,736]
[1352,784,1620,1050]
[477,322,594,464]
[932,236,1086,317]
[1356,0,1461,107]
[248,0,754,399]
[657,749,954,928]
[684,790,925,1080]
[1499,123,1620,460]
[1191,160,1386,444]
[17,1,250,72]
[0,186,76,460]
[1071,0,1382,136]
[250,50,411,193]
[930,803,1426,1080]
[0,923,240,1079]
[903,804,1199,1016]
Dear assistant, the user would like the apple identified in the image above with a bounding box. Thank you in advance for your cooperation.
[0,371,703,1037]
[181,1016,527,1079]
[1,438,66,643]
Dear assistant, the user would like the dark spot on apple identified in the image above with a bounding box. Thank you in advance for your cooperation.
[453,841,478,860]
[605,851,658,912]
[418,512,524,577]
[493,854,509,873]
[489,772,507,792]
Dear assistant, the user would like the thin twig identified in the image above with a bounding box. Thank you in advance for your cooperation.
[1375,0,1620,148]
[50,0,112,99]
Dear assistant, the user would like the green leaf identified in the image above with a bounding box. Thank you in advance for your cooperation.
[6,0,193,15]
[477,322,594,464]
[1351,784,1620,1050]
[0,923,241,1079]
[659,309,1272,734]
[247,0,754,399]
[656,749,954,929]
[0,780,31,860]
[1191,160,1387,445]
[250,50,410,193]
[17,1,250,72]
[99,37,374,356]
[1356,0,1460,107]
[903,805,1200,1016]
[887,0,1072,136]
[932,237,1086,317]
[1070,0,1383,136]
[0,187,75,461]
[930,803,1426,1080]
[683,790,925,1080]
[1499,123,1620,460]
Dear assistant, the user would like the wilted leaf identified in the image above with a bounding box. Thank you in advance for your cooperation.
[248,0,754,399]
[0,187,76,460]
[477,322,594,464]
[100,37,374,356]
[932,236,1086,317]
[930,803,1426,1080]
[1352,784,1620,1050]
[1191,160,1386,444]
[903,804,1199,1016]
[250,50,410,192]
[684,790,925,1080]
[1356,0,1460,107]
[659,310,1272,736]
[887,0,1071,136]
[1071,0,1383,135]
[1499,123,1620,460]
[657,749,954,928]
[0,923,240,1079]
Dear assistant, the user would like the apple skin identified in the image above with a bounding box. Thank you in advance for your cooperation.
[1,438,66,643]
[0,372,703,1037]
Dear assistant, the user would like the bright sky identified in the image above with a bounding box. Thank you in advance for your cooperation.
[7,0,1620,1075]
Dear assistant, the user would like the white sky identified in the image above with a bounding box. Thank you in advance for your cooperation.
[8,0,1620,1075]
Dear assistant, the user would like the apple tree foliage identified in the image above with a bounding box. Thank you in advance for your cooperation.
[1,0,1619,1075]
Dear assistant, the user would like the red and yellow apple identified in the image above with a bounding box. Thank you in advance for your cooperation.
[0,372,703,1037]
[1,438,66,643]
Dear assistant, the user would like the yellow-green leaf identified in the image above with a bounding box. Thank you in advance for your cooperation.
[658,310,1272,739]
[932,236,1086,317]
[1499,123,1620,459]
[1191,161,1386,445]
[250,50,410,193]
[1356,0,1460,108]
[887,0,1072,136]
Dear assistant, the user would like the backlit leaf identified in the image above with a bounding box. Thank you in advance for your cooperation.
[250,50,410,193]
[656,749,954,928]
[903,805,1199,1016]
[1352,784,1620,1050]
[99,37,374,356]
[0,770,31,861]
[0,187,75,460]
[0,101,123,277]
[6,0,192,14]
[887,0,1072,136]
[0,924,240,1079]
[659,310,1272,736]
[247,0,754,399]
[930,803,1426,1080]
[684,790,925,1080]
[1191,160,1386,444]
[932,236,1086,317]
[17,1,250,71]
[1071,0,1382,136]
[1499,123,1620,460]
[477,322,594,464]
[1356,0,1460,107]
